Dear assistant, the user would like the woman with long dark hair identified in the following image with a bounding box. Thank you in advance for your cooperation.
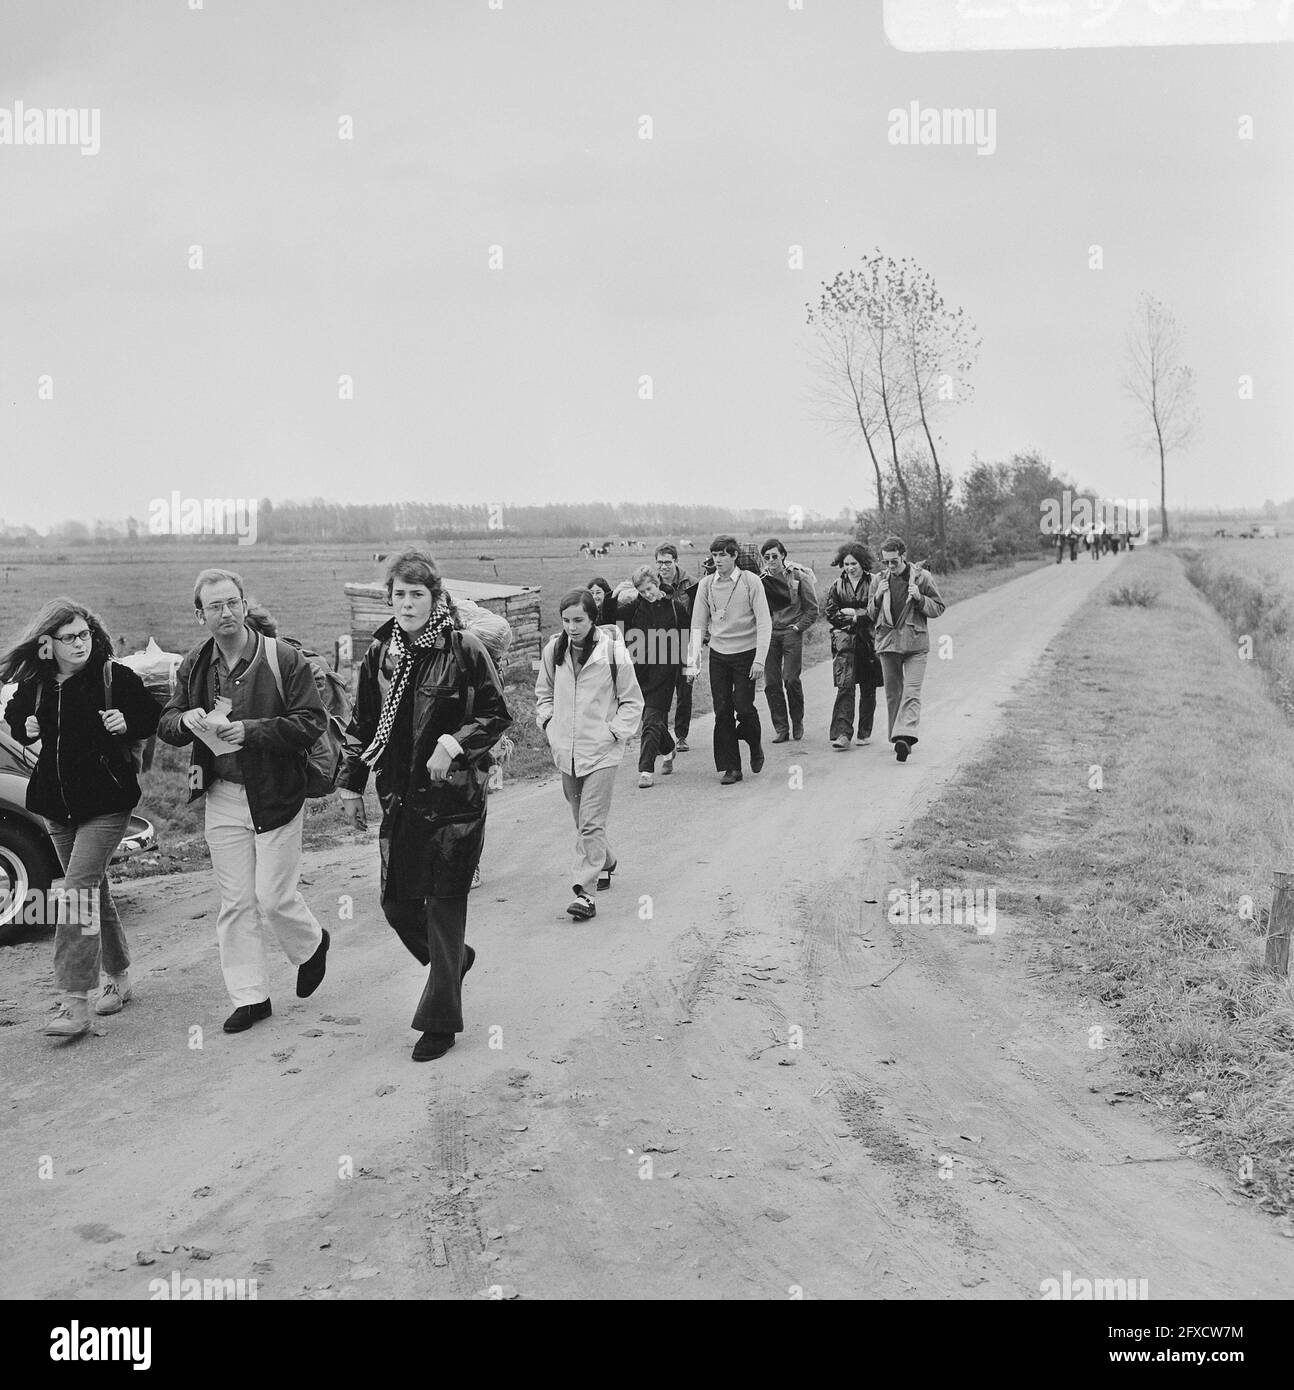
[586,577,618,630]
[338,549,512,1062]
[1,599,160,1037]
[535,588,643,920]
[824,543,881,751]
[616,566,688,788]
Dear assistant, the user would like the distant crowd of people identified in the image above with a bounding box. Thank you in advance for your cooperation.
[1,534,944,1062]
[1053,523,1139,562]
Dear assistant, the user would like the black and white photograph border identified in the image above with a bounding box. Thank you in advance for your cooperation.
[1,0,1292,1351]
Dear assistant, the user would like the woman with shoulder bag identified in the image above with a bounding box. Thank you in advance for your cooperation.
[823,543,881,751]
[1,599,160,1037]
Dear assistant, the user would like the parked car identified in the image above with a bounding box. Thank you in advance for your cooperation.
[0,725,157,944]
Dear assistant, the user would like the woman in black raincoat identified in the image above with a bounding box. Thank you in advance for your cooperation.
[339,549,511,1061]
[823,543,882,751]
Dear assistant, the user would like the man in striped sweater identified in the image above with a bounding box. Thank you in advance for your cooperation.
[685,535,773,785]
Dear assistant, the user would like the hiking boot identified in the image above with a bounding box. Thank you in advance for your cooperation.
[661,752,674,775]
[223,1000,272,1033]
[412,1031,456,1062]
[895,738,911,762]
[750,746,765,774]
[719,770,743,785]
[831,735,851,750]
[771,730,790,744]
[44,994,90,1038]
[638,772,654,789]
[597,859,616,892]
[791,722,804,740]
[856,735,871,746]
[567,890,597,920]
[95,977,131,1016]
[675,738,689,752]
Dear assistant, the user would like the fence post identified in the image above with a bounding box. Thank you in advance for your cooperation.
[1266,871,1293,976]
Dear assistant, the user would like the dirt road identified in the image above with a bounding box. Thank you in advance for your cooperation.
[3,554,1289,1300]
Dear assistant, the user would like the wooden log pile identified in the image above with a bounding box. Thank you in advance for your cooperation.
[343,580,543,680]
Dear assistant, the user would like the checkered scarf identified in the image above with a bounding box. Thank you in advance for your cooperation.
[360,605,455,768]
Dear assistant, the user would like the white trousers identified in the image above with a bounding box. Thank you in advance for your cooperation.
[203,780,323,1005]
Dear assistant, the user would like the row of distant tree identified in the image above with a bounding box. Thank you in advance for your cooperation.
[0,501,854,547]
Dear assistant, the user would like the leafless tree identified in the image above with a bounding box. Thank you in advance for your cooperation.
[809,251,977,553]
[808,254,921,532]
[895,260,980,569]
[1123,294,1198,542]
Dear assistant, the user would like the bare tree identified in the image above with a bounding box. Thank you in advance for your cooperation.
[808,253,920,533]
[895,260,980,569]
[1123,294,1198,542]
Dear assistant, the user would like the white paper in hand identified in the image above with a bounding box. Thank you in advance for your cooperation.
[194,696,240,754]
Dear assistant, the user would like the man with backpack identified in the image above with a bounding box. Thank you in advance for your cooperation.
[157,569,331,1035]
[685,535,772,785]
[759,538,818,743]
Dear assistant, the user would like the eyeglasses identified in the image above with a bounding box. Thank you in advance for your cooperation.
[54,630,92,646]
[202,599,245,615]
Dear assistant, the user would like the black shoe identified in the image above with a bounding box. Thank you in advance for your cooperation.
[461,944,476,980]
[567,890,597,920]
[720,770,743,785]
[597,858,617,892]
[675,738,689,752]
[296,928,329,998]
[895,739,910,762]
[223,1000,272,1034]
[750,746,765,774]
[771,731,790,744]
[412,1031,456,1062]
[791,723,804,740]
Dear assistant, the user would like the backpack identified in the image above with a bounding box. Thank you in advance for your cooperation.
[453,596,513,670]
[263,637,348,798]
[732,545,792,610]
[542,632,620,705]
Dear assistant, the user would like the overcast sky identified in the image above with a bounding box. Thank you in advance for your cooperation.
[2,0,1290,530]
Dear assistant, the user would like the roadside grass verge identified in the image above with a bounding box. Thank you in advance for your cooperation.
[122,554,1054,875]
[897,548,1294,1222]
[1177,545,1294,723]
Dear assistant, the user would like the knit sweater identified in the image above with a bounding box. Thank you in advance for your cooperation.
[689,569,772,664]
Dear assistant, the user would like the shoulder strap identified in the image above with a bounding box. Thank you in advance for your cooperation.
[263,635,286,710]
[449,630,475,725]
[103,660,113,710]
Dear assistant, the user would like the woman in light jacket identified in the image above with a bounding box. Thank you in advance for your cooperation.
[535,588,644,921]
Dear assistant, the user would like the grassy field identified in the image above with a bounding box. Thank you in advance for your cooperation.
[0,538,1051,876]
[898,546,1294,1221]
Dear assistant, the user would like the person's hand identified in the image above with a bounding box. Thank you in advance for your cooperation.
[24,714,40,740]
[181,707,209,733]
[100,708,127,736]
[683,666,698,684]
[338,790,367,830]
[220,720,246,746]
[750,660,765,682]
[426,743,455,783]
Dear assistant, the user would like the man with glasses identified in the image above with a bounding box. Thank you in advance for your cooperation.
[685,535,772,785]
[865,537,945,762]
[158,568,330,1034]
